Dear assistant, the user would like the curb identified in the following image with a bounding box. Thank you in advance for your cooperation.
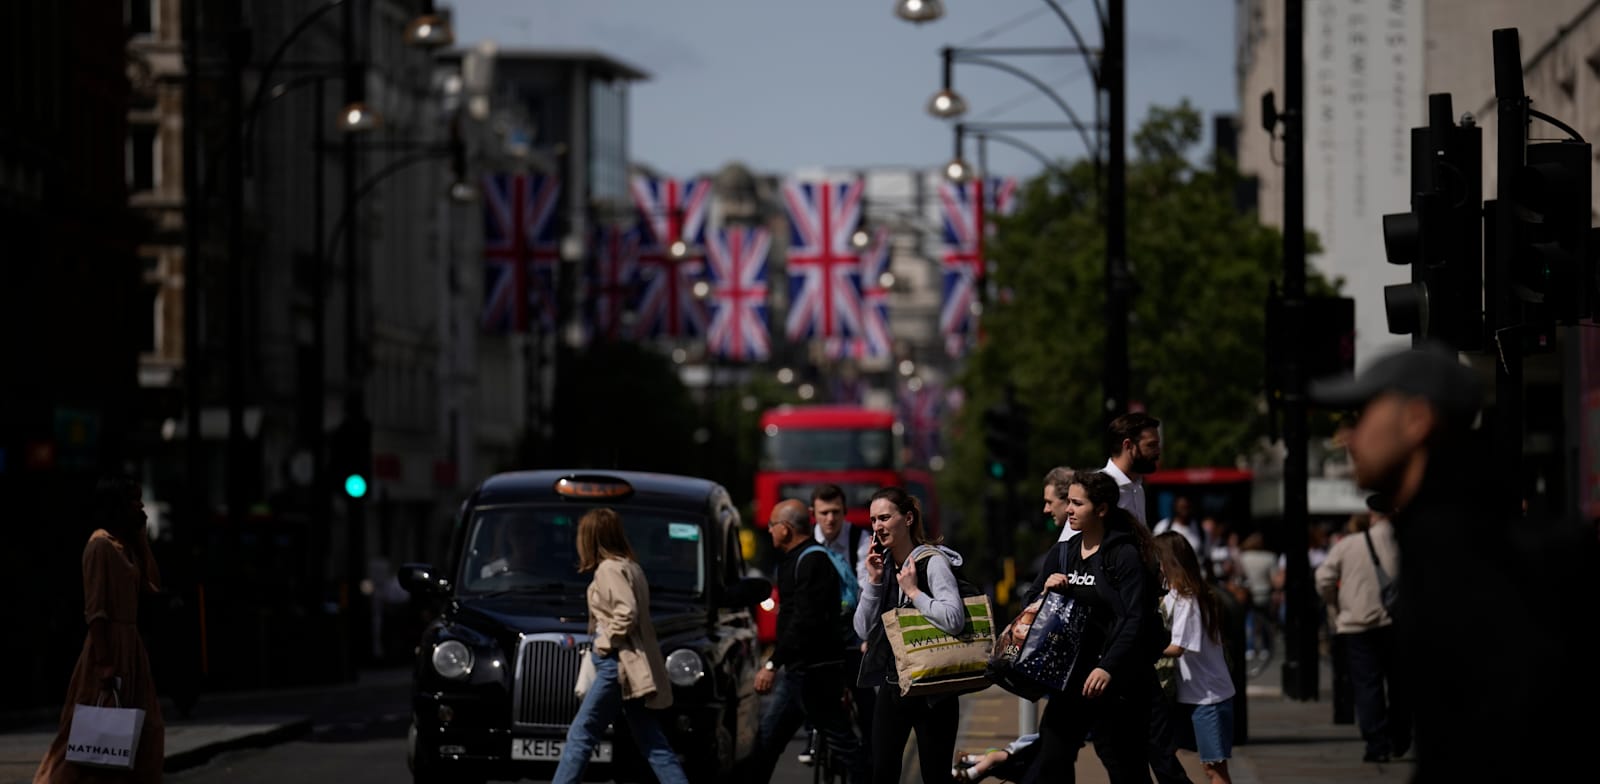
[163,717,314,774]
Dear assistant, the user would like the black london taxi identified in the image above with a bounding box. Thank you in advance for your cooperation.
[398,470,772,784]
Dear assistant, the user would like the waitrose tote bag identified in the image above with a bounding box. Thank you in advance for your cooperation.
[881,555,995,697]
[65,688,145,770]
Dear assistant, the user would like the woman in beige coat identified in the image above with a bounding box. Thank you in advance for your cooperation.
[551,508,688,784]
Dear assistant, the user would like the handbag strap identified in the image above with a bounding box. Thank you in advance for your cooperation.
[1362,529,1394,591]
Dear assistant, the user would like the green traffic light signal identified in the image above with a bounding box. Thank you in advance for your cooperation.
[343,473,369,499]
[988,460,1005,480]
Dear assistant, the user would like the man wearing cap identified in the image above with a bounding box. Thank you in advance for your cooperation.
[1310,343,1598,782]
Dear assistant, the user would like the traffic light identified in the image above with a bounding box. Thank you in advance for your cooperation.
[1506,139,1592,326]
[330,416,372,500]
[981,400,1029,482]
[1383,93,1483,350]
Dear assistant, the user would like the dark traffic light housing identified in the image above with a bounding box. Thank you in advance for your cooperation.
[1383,93,1483,350]
[1507,139,1592,325]
[982,398,1030,483]
[331,416,372,499]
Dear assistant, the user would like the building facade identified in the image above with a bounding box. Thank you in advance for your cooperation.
[3,0,140,711]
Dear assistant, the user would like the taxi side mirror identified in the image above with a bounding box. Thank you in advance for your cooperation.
[399,563,451,597]
[721,576,772,609]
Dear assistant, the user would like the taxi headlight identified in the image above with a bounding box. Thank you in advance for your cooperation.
[432,640,474,680]
[665,649,705,687]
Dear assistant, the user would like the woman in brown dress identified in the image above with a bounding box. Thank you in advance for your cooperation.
[35,478,165,783]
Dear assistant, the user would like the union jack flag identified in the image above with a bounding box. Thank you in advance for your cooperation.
[989,176,1019,219]
[631,175,713,339]
[588,224,640,342]
[783,178,865,341]
[937,177,1022,355]
[825,228,893,360]
[704,226,772,362]
[481,172,561,333]
[897,379,946,467]
[939,178,984,357]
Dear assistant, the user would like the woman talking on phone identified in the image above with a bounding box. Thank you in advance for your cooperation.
[853,486,968,784]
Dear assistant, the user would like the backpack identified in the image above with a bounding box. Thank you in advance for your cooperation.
[799,543,861,615]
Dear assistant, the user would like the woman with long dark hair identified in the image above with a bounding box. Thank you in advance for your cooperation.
[854,486,968,784]
[1018,471,1165,784]
[35,478,165,783]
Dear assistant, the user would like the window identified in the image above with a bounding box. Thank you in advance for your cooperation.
[127,0,153,36]
[458,505,706,599]
[761,427,898,471]
[127,123,157,191]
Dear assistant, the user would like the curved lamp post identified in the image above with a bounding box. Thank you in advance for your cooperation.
[910,0,1130,424]
[894,0,946,23]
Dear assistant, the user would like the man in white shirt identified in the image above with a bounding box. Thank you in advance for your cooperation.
[1102,412,1162,526]
[808,483,874,765]
[811,484,871,588]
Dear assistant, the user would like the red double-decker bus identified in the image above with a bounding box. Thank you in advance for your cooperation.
[751,405,940,642]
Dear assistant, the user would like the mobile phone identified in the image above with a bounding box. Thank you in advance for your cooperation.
[870,533,888,559]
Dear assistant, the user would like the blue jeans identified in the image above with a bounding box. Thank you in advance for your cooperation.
[1187,700,1234,764]
[552,651,688,784]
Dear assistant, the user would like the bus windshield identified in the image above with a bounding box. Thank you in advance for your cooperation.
[761,427,897,471]
[456,505,706,598]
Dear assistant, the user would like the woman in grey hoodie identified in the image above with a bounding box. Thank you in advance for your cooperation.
[854,486,967,784]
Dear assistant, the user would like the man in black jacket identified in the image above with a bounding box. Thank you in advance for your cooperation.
[1311,343,1599,779]
[746,499,866,784]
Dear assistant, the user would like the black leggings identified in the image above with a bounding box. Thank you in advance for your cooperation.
[871,685,960,784]
[1020,686,1152,784]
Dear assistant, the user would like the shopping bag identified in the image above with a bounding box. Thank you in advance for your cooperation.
[574,646,597,699]
[881,591,995,698]
[65,689,145,770]
[986,590,1105,700]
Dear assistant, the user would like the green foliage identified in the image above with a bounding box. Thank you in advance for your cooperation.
[542,343,801,520]
[940,102,1338,566]
[543,342,700,473]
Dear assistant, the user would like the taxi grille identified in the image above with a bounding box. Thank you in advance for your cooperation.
[512,637,584,728]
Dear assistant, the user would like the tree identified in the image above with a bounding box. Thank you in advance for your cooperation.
[942,102,1336,573]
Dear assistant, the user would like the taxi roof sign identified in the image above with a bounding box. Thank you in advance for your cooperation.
[554,476,634,499]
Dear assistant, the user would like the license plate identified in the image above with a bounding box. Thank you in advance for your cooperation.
[510,737,613,763]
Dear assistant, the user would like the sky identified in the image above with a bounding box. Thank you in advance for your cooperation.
[449,0,1239,179]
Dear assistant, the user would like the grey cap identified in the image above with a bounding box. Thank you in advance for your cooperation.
[1309,343,1485,420]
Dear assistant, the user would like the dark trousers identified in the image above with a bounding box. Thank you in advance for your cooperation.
[1148,682,1194,783]
[749,664,867,784]
[1021,686,1152,784]
[871,685,960,784]
[845,646,876,764]
[1344,626,1410,757]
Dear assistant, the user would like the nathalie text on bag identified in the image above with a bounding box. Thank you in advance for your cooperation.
[64,701,146,770]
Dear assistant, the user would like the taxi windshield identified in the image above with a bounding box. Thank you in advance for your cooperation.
[457,505,706,598]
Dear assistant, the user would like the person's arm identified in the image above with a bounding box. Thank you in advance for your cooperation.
[592,562,636,656]
[1095,545,1151,675]
[854,529,872,589]
[1314,545,1342,606]
[853,565,884,641]
[908,554,967,635]
[82,538,116,686]
[1168,593,1204,655]
[1021,543,1061,609]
